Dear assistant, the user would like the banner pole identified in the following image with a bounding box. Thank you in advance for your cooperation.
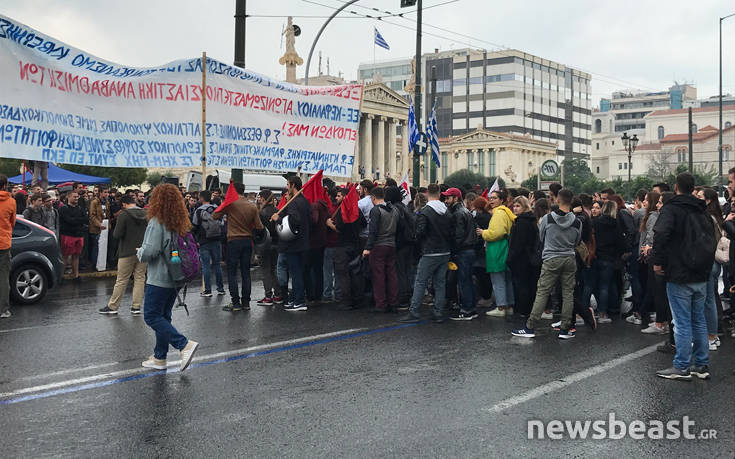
[201,52,207,189]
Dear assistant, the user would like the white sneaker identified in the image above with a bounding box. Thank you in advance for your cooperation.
[597,314,612,324]
[626,315,642,325]
[486,308,507,317]
[142,356,167,370]
[180,340,199,372]
[715,337,721,347]
[551,320,561,328]
[642,324,666,334]
[0,310,10,319]
[575,316,585,326]
[709,339,718,351]
[540,311,554,320]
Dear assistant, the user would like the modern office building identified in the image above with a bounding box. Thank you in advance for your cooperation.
[420,49,592,159]
[357,58,414,96]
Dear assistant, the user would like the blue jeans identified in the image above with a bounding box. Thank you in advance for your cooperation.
[455,249,476,313]
[409,254,450,318]
[323,247,340,300]
[226,239,253,304]
[666,282,709,370]
[704,262,720,335]
[277,253,288,287]
[286,251,306,306]
[89,233,100,266]
[200,241,223,293]
[489,269,514,307]
[593,259,617,314]
[143,284,188,360]
[628,256,642,310]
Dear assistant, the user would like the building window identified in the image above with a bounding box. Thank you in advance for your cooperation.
[618,163,622,170]
[691,123,697,133]
[724,145,731,161]
[441,152,448,179]
[594,119,602,133]
[612,140,615,145]
[624,162,628,170]
[467,150,474,170]
[596,166,600,173]
[658,126,665,140]
[676,147,688,163]
[596,143,600,150]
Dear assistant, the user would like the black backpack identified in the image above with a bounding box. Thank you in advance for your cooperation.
[681,211,716,273]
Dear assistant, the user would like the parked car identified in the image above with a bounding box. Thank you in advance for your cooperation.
[10,217,64,304]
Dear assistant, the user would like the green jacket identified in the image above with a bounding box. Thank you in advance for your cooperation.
[114,206,148,258]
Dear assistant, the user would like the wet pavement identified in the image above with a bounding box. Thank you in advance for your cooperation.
[1,273,733,457]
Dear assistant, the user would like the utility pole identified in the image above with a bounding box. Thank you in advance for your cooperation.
[688,106,693,172]
[412,0,423,188]
[232,0,247,185]
[429,64,436,184]
[719,12,735,194]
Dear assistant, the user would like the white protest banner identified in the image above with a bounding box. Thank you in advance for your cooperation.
[399,171,412,206]
[0,15,362,177]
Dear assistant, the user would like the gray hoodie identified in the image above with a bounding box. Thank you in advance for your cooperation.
[539,209,581,261]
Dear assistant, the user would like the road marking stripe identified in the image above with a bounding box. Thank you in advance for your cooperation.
[485,343,660,413]
[0,323,418,405]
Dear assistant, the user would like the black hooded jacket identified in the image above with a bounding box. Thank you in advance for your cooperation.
[507,211,538,269]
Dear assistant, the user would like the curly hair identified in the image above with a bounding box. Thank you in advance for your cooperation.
[146,183,191,236]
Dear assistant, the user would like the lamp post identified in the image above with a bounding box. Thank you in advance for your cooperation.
[621,132,638,183]
[720,12,735,195]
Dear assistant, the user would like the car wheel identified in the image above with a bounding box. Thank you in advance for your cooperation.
[10,265,48,305]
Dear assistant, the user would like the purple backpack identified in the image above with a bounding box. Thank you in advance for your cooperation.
[167,232,202,285]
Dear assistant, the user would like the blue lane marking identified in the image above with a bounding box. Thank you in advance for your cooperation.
[0,322,422,406]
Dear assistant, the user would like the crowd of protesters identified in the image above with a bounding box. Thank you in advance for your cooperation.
[1,170,733,379]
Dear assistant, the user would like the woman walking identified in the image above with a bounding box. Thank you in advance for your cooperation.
[507,196,539,317]
[701,188,724,350]
[480,190,516,317]
[138,183,199,372]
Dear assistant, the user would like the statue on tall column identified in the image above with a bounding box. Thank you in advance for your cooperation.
[279,17,303,83]
[403,57,416,94]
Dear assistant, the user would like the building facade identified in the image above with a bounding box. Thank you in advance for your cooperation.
[423,49,591,159]
[357,58,413,96]
[598,84,697,139]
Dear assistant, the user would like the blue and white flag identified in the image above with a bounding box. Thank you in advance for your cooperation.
[427,102,441,167]
[407,96,420,151]
[374,27,390,50]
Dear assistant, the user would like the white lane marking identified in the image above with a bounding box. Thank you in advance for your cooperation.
[14,362,120,383]
[0,328,365,399]
[486,343,660,413]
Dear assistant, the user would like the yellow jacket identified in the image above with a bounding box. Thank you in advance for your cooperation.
[481,205,516,242]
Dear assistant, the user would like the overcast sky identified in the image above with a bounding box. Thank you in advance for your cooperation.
[4,0,735,105]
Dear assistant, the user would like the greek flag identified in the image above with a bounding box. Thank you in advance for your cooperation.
[427,101,441,167]
[374,27,390,50]
[407,96,420,151]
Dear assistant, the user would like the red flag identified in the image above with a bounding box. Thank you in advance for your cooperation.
[277,194,288,210]
[480,188,489,199]
[302,170,326,203]
[341,184,360,223]
[215,180,239,213]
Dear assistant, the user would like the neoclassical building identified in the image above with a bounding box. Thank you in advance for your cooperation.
[353,82,410,182]
[435,128,558,186]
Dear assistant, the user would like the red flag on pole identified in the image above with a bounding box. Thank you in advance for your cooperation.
[480,188,489,199]
[215,180,239,213]
[277,194,288,210]
[341,184,360,223]
[302,170,326,203]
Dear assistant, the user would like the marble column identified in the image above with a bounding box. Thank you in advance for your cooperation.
[362,114,373,179]
[376,116,386,181]
[388,118,397,178]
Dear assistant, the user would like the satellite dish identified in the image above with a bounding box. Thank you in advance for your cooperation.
[293,25,301,36]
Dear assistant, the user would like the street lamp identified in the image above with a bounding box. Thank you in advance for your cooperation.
[621,132,638,183]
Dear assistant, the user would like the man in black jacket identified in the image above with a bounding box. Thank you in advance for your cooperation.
[59,191,89,282]
[272,176,311,311]
[400,184,454,323]
[362,187,400,312]
[385,186,416,309]
[653,172,714,381]
[444,187,479,321]
[327,187,366,310]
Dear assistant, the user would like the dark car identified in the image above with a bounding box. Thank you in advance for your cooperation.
[10,217,64,304]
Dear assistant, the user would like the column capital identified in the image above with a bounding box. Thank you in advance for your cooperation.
[379,115,388,122]
[366,113,375,120]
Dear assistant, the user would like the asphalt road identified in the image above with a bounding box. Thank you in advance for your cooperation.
[1,273,733,458]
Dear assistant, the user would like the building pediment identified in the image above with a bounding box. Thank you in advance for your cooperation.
[451,128,509,143]
[363,83,409,109]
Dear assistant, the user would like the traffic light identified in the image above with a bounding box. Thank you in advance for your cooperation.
[400,0,417,7]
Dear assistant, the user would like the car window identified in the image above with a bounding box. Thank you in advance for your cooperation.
[12,221,31,238]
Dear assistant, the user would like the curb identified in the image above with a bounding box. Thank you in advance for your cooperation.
[63,270,117,280]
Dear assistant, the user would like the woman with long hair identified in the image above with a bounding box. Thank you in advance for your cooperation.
[591,200,624,323]
[479,189,516,317]
[591,201,602,218]
[701,188,724,350]
[471,197,492,305]
[641,193,671,334]
[507,196,539,316]
[630,191,660,326]
[137,183,199,372]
